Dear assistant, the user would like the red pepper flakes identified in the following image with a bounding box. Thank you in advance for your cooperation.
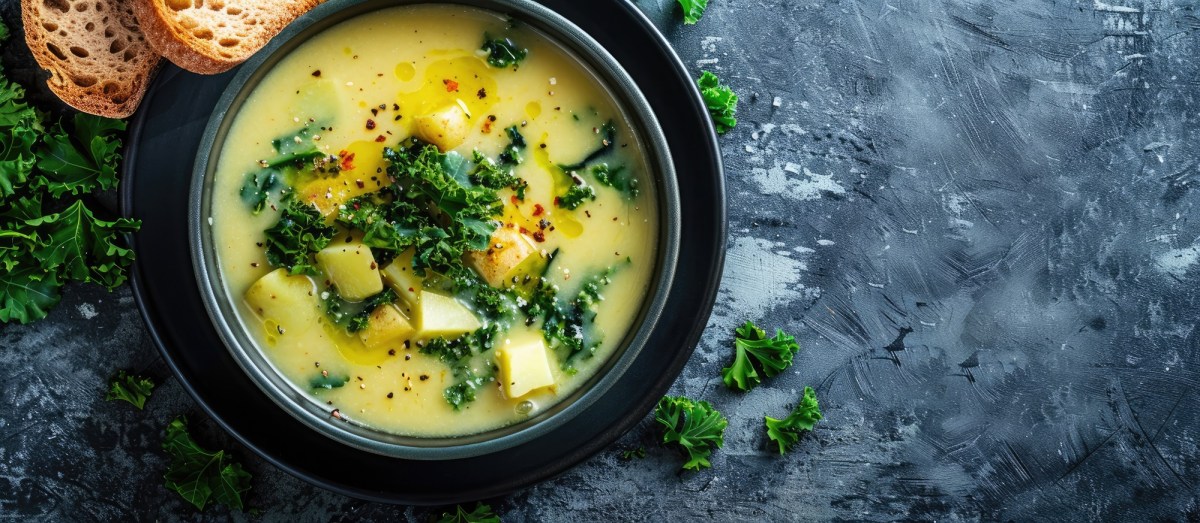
[532,231,546,242]
[339,151,356,171]
[532,203,545,216]
[443,79,459,92]
[365,118,376,130]
[482,120,493,133]
[553,196,562,207]
[510,195,520,205]
[355,180,365,189]
[374,134,387,142]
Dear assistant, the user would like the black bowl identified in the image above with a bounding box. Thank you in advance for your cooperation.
[122,0,724,504]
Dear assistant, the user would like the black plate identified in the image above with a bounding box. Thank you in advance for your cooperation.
[121,0,724,505]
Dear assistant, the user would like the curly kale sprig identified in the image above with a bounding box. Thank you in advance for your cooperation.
[764,386,823,454]
[721,321,801,391]
[655,395,728,471]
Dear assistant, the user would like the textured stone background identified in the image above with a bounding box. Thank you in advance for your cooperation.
[4,0,1200,520]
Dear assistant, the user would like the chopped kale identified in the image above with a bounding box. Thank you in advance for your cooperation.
[558,183,596,210]
[590,163,639,199]
[309,372,350,390]
[480,35,528,68]
[262,196,336,276]
[559,121,617,171]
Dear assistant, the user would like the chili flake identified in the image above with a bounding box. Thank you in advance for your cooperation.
[443,79,459,92]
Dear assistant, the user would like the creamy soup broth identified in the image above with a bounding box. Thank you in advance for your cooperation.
[210,4,658,437]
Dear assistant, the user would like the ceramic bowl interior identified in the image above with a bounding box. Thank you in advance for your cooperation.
[190,0,680,459]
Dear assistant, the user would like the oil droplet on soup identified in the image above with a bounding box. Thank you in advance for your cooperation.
[210,5,658,438]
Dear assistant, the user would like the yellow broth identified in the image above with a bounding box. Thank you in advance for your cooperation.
[210,5,658,437]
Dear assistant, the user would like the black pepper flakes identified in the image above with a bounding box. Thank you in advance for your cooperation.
[477,87,487,99]
[387,392,394,398]
[311,70,321,77]
[365,119,376,130]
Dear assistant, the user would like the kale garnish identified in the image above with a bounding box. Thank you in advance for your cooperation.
[480,35,528,68]
[262,195,335,276]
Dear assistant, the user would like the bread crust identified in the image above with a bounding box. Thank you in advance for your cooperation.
[133,0,323,75]
[21,0,162,118]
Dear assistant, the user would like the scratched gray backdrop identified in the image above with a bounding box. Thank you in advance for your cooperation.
[3,0,1198,520]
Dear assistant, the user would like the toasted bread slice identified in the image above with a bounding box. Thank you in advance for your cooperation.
[133,0,323,75]
[22,0,162,118]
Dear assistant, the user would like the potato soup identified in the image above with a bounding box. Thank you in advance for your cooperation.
[209,4,658,437]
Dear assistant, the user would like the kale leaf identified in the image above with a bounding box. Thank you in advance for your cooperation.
[323,287,397,334]
[655,395,727,471]
[557,183,596,210]
[480,35,527,68]
[559,121,616,171]
[31,200,140,290]
[521,264,619,370]
[263,196,335,276]
[434,502,501,523]
[589,163,639,199]
[106,370,155,410]
[720,320,801,391]
[498,125,526,165]
[35,114,126,198]
[309,372,350,390]
[162,417,252,511]
[0,51,139,324]
[764,386,823,454]
[677,0,710,24]
[697,71,738,134]
[379,140,505,274]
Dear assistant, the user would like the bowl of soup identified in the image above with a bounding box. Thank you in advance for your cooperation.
[190,0,679,458]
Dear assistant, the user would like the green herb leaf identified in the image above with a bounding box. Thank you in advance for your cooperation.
[0,266,61,324]
[263,196,336,276]
[481,35,527,68]
[557,183,595,210]
[30,200,141,290]
[720,320,801,391]
[0,61,138,325]
[697,71,738,134]
[655,395,727,471]
[106,370,155,409]
[677,0,710,24]
[559,121,616,171]
[35,114,126,198]
[764,386,823,454]
[0,78,42,197]
[619,446,646,460]
[323,287,397,334]
[309,372,350,390]
[434,502,501,523]
[589,163,639,199]
[162,416,252,511]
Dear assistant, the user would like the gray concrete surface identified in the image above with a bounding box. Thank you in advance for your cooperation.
[3,0,1200,520]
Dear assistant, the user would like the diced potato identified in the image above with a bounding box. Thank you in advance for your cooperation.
[296,140,388,216]
[413,104,469,151]
[358,303,415,350]
[465,226,543,288]
[416,291,481,338]
[316,243,382,301]
[380,248,424,308]
[496,338,556,398]
[244,268,321,337]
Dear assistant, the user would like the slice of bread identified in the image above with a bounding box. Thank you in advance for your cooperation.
[132,0,323,75]
[22,0,163,118]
